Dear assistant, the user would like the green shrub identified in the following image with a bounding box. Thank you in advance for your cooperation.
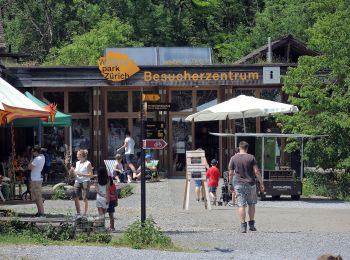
[119,184,134,198]
[303,170,350,200]
[41,223,75,241]
[116,217,173,249]
[76,232,112,244]
[52,187,67,200]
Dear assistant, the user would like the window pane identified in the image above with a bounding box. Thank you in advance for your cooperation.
[72,119,91,161]
[43,126,65,160]
[69,92,90,113]
[261,89,282,132]
[107,119,128,157]
[43,92,64,111]
[171,90,192,112]
[196,90,217,111]
[107,91,128,112]
[132,91,153,112]
[261,89,282,102]
[132,119,141,156]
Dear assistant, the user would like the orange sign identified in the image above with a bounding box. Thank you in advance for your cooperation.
[98,52,140,82]
[142,94,160,102]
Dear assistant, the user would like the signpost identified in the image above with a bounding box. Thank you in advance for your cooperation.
[143,139,168,149]
[142,94,160,102]
[145,121,165,139]
[140,93,167,224]
[145,102,173,112]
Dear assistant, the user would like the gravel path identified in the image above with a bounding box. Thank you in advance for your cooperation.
[1,178,350,259]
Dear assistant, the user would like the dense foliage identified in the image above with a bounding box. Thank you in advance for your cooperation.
[277,0,350,171]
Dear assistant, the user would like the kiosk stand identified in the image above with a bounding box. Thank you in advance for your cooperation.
[183,150,211,210]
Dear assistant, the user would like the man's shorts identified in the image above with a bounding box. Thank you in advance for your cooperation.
[72,181,90,200]
[125,154,134,164]
[231,176,237,192]
[234,183,257,207]
[30,181,42,201]
[194,180,202,188]
[209,187,217,193]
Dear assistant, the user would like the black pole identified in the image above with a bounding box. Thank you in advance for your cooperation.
[140,88,146,223]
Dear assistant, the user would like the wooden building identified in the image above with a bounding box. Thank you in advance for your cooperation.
[1,35,318,176]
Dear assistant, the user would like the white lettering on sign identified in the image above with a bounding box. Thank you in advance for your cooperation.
[272,186,291,190]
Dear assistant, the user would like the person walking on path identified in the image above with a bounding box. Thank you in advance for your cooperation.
[228,147,240,207]
[96,167,109,218]
[28,145,46,218]
[194,148,209,202]
[71,149,93,217]
[228,141,264,233]
[116,130,136,183]
[206,159,220,205]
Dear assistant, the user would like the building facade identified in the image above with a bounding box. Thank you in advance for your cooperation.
[1,36,318,176]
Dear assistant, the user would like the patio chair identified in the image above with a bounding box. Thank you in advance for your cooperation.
[104,160,116,177]
[146,160,159,182]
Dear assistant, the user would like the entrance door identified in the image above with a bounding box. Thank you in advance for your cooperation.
[194,121,219,165]
[170,116,192,175]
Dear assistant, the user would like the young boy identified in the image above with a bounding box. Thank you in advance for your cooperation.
[206,159,220,206]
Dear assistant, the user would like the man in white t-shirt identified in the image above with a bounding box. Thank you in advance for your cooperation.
[117,129,136,183]
[28,145,46,217]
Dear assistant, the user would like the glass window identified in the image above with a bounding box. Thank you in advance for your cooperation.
[43,92,64,111]
[72,119,91,160]
[261,89,282,133]
[196,90,217,111]
[132,91,153,112]
[172,117,192,172]
[107,91,128,112]
[132,119,141,156]
[43,126,65,161]
[261,89,282,102]
[171,90,192,112]
[69,91,90,113]
[107,119,128,157]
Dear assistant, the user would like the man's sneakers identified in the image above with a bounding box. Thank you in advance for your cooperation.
[240,222,247,233]
[248,220,257,231]
[240,220,257,233]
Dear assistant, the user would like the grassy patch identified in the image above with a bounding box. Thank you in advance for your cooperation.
[303,170,350,201]
[0,217,186,252]
[51,186,68,200]
[118,184,134,198]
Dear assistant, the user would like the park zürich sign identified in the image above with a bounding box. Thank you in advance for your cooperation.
[98,51,140,81]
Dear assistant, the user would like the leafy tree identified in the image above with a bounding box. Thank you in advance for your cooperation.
[44,17,142,65]
[277,0,350,171]
[215,0,315,63]
[2,0,104,62]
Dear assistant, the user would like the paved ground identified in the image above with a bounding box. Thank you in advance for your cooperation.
[1,178,349,259]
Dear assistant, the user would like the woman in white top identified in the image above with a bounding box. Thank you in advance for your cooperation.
[71,149,93,216]
[96,167,110,217]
